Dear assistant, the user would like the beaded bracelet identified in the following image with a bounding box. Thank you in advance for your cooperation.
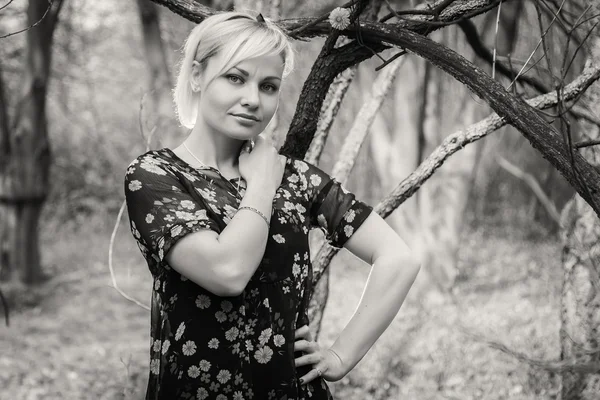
[237,206,270,228]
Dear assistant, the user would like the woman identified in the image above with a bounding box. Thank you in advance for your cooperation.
[124,11,420,400]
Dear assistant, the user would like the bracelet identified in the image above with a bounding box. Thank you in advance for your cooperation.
[237,206,270,228]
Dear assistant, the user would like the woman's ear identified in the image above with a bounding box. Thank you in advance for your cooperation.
[190,60,204,93]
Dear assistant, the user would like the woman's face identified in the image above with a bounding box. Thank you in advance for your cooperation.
[197,54,284,141]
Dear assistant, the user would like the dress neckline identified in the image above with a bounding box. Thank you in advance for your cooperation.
[162,147,243,183]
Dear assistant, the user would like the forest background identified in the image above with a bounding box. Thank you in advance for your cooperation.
[1,0,599,399]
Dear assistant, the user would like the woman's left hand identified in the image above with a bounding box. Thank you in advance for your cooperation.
[294,325,346,384]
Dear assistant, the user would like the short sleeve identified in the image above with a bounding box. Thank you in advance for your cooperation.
[124,153,220,272]
[300,159,373,249]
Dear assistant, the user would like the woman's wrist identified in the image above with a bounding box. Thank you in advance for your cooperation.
[238,206,270,227]
[243,182,277,202]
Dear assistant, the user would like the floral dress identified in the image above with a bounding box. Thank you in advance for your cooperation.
[124,148,372,400]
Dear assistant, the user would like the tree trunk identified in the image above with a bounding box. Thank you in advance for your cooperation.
[0,0,62,284]
[136,0,178,148]
[560,34,600,400]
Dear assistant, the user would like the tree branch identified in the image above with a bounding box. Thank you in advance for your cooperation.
[457,18,549,93]
[496,155,561,224]
[361,26,600,215]
[312,62,600,283]
[147,0,505,159]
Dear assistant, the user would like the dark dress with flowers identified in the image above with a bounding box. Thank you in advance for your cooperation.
[124,148,373,400]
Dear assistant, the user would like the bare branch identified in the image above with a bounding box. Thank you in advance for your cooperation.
[462,325,600,374]
[358,26,600,217]
[571,104,600,128]
[106,95,158,312]
[108,201,150,311]
[0,0,54,39]
[496,155,561,224]
[575,139,600,149]
[304,65,356,165]
[0,64,9,154]
[0,0,15,12]
[313,62,600,283]
[458,19,548,93]
[331,58,404,181]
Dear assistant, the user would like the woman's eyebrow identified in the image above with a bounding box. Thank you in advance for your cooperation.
[232,66,281,81]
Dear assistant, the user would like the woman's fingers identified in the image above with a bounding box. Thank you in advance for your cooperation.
[294,339,317,353]
[294,325,312,341]
[294,351,321,368]
[298,363,328,385]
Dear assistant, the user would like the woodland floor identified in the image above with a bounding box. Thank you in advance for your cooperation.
[0,211,563,400]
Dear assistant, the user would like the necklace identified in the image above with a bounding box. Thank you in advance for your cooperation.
[182,142,242,194]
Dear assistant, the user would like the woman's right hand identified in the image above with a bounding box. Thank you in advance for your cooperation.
[239,135,286,194]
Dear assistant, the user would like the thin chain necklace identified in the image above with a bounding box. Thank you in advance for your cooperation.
[182,142,242,194]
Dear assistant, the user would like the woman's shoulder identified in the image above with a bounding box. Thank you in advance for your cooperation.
[283,155,323,176]
[125,148,179,181]
[128,148,174,166]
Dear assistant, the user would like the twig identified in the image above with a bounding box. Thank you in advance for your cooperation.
[459,325,600,374]
[458,19,548,93]
[491,0,502,79]
[375,49,406,71]
[507,0,567,91]
[107,95,157,311]
[0,0,15,12]
[575,139,600,149]
[0,0,53,39]
[0,284,8,326]
[108,201,150,311]
[312,62,600,284]
[496,155,561,224]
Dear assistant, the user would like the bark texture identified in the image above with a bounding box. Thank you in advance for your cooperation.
[560,34,600,400]
[0,0,63,284]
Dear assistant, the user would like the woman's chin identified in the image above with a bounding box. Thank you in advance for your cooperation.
[225,126,263,141]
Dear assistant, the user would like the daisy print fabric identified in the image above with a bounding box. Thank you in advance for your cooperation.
[124,148,372,400]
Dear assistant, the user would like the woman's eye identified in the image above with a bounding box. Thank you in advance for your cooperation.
[227,75,243,84]
[262,83,278,93]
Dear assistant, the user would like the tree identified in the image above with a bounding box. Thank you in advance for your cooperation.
[559,31,600,400]
[136,0,175,147]
[116,0,600,395]
[0,0,64,284]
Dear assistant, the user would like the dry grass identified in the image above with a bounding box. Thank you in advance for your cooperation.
[0,213,563,400]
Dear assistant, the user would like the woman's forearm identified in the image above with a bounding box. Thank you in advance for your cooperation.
[329,254,420,374]
[215,183,276,288]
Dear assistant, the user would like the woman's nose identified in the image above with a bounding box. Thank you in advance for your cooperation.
[240,84,260,108]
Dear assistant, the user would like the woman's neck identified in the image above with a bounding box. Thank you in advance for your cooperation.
[182,120,243,175]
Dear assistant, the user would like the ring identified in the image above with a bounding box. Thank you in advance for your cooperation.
[315,368,322,377]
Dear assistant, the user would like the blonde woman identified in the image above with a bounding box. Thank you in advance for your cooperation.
[124,11,420,400]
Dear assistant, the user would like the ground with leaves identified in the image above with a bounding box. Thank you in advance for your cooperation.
[0,210,562,400]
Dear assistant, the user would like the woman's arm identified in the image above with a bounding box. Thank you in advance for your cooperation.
[165,137,285,297]
[166,183,276,297]
[329,211,420,375]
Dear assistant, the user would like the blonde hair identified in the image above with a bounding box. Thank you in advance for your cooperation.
[173,11,295,129]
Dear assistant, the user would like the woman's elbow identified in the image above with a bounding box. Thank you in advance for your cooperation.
[389,252,421,279]
[213,265,251,297]
[408,253,422,273]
